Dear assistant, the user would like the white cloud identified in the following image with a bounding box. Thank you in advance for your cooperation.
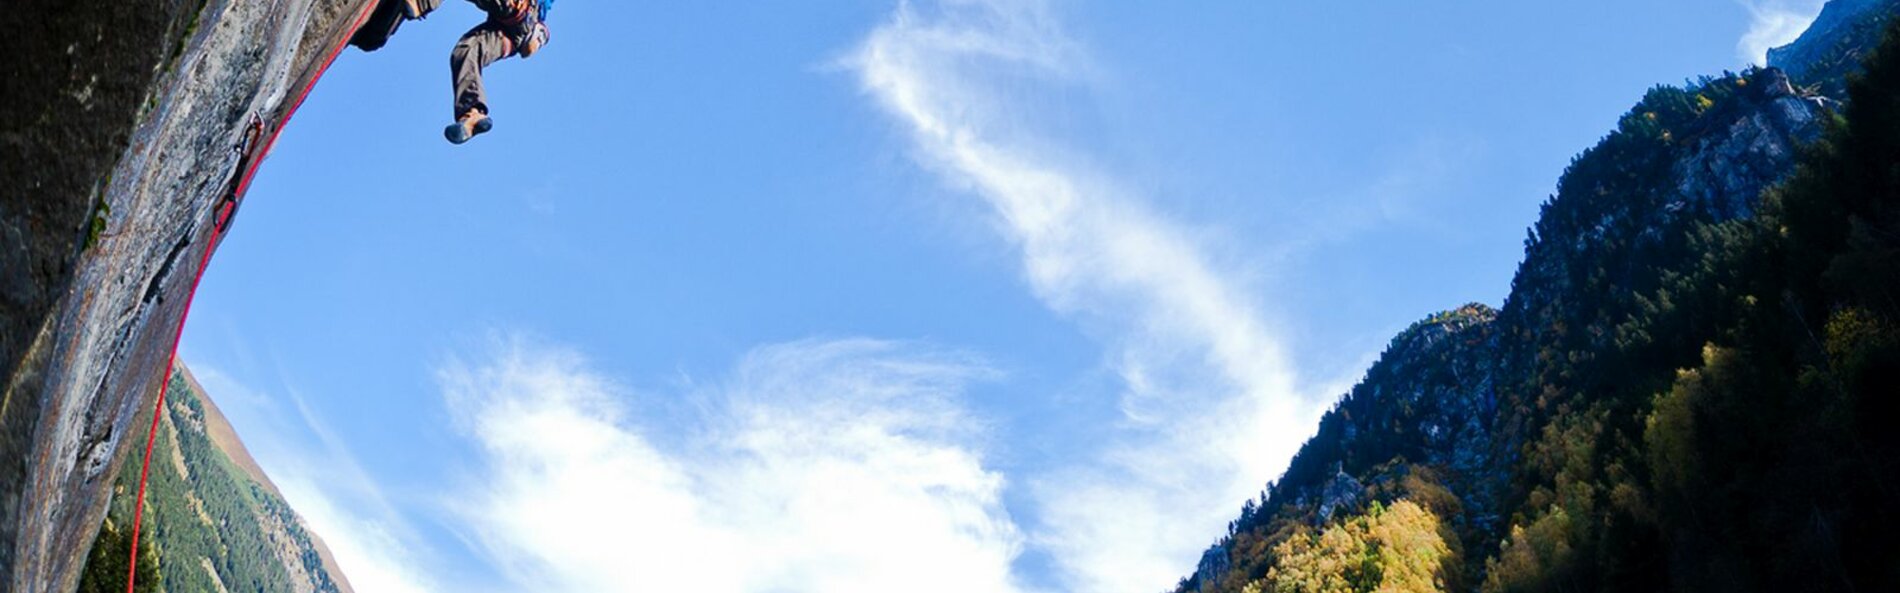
[439,337,1030,593]
[1738,0,1829,66]
[851,1,1320,590]
[203,2,1343,590]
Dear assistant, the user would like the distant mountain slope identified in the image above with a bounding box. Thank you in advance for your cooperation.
[1770,0,1900,96]
[75,362,353,593]
[184,366,354,593]
[1176,2,1900,592]
[188,367,282,500]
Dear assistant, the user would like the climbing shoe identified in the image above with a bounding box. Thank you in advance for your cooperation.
[445,111,493,145]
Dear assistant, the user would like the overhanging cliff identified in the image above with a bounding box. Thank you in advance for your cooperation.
[1,0,371,589]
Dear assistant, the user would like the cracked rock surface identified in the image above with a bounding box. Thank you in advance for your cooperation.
[0,0,365,590]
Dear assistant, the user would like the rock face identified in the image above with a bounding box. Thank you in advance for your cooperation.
[1,3,206,585]
[0,0,368,590]
[1293,305,1500,526]
[1184,305,1502,592]
[1312,464,1363,524]
[1672,69,1832,221]
[1192,546,1231,593]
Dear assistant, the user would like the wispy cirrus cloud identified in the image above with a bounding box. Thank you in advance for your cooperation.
[220,2,1337,590]
[851,1,1319,590]
[1737,0,1828,66]
[440,336,1031,593]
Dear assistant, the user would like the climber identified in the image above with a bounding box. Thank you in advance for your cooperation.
[349,0,553,145]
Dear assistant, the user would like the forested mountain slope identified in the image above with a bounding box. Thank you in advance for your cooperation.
[1177,2,1900,591]
[74,363,352,593]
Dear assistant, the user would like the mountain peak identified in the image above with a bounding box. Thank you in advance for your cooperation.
[1768,0,1900,93]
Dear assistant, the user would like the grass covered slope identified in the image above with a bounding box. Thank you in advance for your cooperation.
[75,364,352,593]
[1180,5,1900,593]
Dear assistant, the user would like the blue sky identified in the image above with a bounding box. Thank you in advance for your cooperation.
[178,1,1827,591]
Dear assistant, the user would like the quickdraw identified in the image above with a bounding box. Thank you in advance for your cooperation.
[215,113,267,236]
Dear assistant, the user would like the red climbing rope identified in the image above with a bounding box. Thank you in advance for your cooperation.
[123,3,378,591]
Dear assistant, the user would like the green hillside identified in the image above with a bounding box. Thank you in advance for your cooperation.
[1179,3,1900,592]
[75,364,352,593]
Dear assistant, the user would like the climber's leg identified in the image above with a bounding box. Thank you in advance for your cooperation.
[446,24,512,143]
[450,24,513,119]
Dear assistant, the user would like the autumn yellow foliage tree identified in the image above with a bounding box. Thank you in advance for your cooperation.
[1260,500,1452,593]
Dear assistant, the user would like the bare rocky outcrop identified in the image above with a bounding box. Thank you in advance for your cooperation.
[0,0,368,590]
[1672,68,1832,221]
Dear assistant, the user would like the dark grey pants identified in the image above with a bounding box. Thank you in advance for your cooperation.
[450,22,514,118]
[450,0,537,118]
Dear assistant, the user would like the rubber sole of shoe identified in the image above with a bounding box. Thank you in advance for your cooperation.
[444,116,493,144]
